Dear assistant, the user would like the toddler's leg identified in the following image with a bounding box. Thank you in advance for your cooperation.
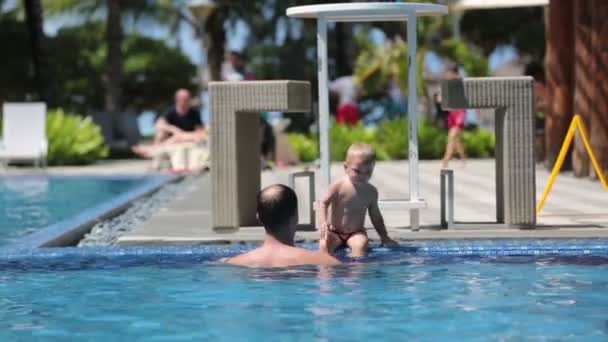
[347,233,369,258]
[323,231,343,254]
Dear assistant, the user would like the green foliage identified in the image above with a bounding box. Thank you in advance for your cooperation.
[354,36,489,100]
[287,134,318,163]
[354,37,422,97]
[329,122,384,161]
[46,109,108,165]
[288,119,495,162]
[376,118,408,160]
[122,33,197,110]
[418,120,448,159]
[0,108,109,165]
[460,6,546,61]
[50,22,196,112]
[436,39,488,77]
[462,128,495,158]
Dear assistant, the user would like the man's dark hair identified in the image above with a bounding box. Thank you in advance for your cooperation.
[525,62,545,84]
[257,184,297,234]
[230,50,247,62]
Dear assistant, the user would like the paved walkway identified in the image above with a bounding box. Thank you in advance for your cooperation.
[116,159,608,246]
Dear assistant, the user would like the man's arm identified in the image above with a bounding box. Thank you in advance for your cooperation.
[368,189,399,247]
[189,126,208,140]
[155,117,183,135]
[314,252,340,265]
[170,126,207,143]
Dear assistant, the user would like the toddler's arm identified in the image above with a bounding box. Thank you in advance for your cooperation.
[369,189,399,247]
[318,183,338,234]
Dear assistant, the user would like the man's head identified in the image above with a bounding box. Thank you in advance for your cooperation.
[229,51,246,72]
[174,88,192,115]
[257,184,298,240]
[344,143,376,184]
[446,65,460,80]
[525,62,546,95]
[525,62,545,84]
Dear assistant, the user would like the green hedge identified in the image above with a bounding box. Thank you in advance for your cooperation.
[1,108,109,165]
[288,119,494,162]
[47,109,109,165]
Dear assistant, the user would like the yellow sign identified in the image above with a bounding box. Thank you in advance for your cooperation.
[536,115,608,213]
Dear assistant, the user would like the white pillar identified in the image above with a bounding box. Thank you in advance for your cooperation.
[317,16,330,192]
[407,13,420,231]
[407,13,419,201]
[453,11,462,41]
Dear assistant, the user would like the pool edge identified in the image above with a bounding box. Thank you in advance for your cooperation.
[4,174,180,250]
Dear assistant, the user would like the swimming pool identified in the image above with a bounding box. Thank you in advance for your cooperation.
[1,241,607,340]
[0,176,169,247]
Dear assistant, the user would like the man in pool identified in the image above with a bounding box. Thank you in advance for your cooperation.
[226,184,340,267]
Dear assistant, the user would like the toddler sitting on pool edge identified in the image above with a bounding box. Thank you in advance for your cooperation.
[318,143,399,257]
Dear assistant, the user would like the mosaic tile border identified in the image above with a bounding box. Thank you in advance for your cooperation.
[1,239,608,271]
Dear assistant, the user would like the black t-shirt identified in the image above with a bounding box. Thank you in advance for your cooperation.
[158,107,203,132]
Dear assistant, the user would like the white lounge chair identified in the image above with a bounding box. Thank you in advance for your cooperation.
[0,102,48,168]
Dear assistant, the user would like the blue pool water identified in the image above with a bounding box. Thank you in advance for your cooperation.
[1,243,607,341]
[0,177,143,246]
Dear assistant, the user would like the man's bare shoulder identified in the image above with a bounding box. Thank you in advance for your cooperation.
[225,250,259,266]
[296,248,340,265]
[225,247,339,267]
[311,251,341,265]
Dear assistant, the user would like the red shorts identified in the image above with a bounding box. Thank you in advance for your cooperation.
[448,109,466,129]
[336,103,361,125]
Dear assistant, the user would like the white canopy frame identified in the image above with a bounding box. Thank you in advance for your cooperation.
[287,3,448,230]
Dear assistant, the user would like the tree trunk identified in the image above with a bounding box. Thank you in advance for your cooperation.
[572,0,593,176]
[205,8,226,82]
[589,0,608,178]
[105,0,123,112]
[23,0,54,106]
[545,0,575,170]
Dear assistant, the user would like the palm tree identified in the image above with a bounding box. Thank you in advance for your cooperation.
[589,1,608,178]
[577,0,608,179]
[23,0,55,106]
[105,0,122,112]
[545,0,574,170]
[43,0,179,112]
[546,0,607,178]
[572,0,591,176]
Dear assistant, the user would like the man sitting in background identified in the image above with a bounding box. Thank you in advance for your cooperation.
[154,88,206,144]
[132,88,208,172]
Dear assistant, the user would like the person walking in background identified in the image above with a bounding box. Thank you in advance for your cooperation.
[441,66,467,168]
[433,92,448,129]
[221,51,255,81]
[330,75,360,125]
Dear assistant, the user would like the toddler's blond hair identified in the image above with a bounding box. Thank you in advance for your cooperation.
[345,143,376,164]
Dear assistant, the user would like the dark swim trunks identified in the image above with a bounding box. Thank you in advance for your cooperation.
[328,227,367,247]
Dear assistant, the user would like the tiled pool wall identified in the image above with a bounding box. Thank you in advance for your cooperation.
[3,175,178,250]
[2,240,608,270]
